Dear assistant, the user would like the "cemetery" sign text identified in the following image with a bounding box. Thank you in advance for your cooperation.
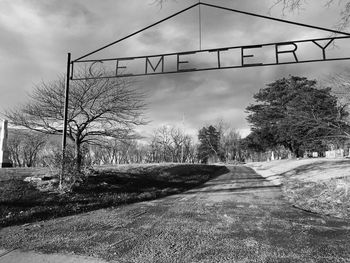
[71,35,350,80]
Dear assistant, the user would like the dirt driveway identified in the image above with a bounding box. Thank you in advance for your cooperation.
[1,166,350,262]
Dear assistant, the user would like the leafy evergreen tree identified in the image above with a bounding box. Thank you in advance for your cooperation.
[246,76,347,157]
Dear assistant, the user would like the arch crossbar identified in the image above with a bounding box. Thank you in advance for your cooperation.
[73,1,350,63]
[62,1,350,153]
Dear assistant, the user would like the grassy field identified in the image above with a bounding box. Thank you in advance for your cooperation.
[247,158,350,219]
[0,164,228,227]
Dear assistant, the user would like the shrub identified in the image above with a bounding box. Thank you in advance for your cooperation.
[43,145,92,192]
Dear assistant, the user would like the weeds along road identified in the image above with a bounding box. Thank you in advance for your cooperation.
[1,166,350,263]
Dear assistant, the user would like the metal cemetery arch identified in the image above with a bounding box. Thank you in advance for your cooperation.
[62,1,350,153]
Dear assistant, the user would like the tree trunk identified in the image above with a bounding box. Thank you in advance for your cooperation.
[75,141,82,171]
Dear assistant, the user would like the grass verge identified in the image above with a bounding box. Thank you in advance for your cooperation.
[0,164,228,227]
[248,159,350,219]
[280,160,350,219]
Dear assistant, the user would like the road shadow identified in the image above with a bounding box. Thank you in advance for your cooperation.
[279,159,350,179]
[0,165,229,227]
[181,166,281,195]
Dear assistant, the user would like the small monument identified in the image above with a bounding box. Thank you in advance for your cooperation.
[0,120,12,168]
[271,151,275,161]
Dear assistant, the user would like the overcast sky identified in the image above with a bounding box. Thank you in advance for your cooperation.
[1,0,349,139]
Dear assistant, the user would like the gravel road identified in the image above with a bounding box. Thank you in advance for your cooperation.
[1,166,350,262]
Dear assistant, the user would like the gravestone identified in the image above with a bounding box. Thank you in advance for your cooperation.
[325,149,344,159]
[0,120,12,168]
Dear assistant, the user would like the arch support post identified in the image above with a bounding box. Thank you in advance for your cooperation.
[61,52,71,189]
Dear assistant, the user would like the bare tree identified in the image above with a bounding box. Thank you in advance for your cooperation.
[8,129,47,167]
[170,127,193,163]
[272,0,350,29]
[213,120,244,163]
[222,128,242,162]
[151,125,174,162]
[89,139,147,165]
[5,70,147,170]
[323,72,350,138]
[148,125,195,163]
[326,71,350,107]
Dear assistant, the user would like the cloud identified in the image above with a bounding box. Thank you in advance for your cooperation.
[22,0,95,27]
[1,0,348,141]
